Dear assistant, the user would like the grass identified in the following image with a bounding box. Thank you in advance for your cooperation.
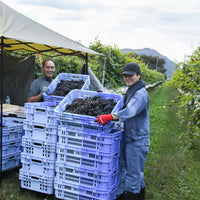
[0,85,200,200]
[145,85,200,200]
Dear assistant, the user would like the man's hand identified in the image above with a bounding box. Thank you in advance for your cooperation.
[40,86,49,96]
[95,114,113,125]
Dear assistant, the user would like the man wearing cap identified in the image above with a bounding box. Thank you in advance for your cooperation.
[96,63,150,200]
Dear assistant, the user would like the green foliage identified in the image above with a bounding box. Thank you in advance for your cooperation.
[4,37,165,89]
[138,62,165,85]
[35,53,85,79]
[166,47,200,139]
[89,37,165,88]
[88,37,128,88]
[127,52,167,74]
[1,86,200,200]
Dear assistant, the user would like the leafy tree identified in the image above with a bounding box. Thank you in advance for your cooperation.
[166,47,200,140]
[89,37,165,89]
[125,51,166,74]
[4,37,165,90]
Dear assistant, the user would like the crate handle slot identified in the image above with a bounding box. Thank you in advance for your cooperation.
[9,142,16,145]
[33,142,42,146]
[13,120,23,124]
[31,176,39,181]
[36,108,46,113]
[32,159,42,163]
[34,125,44,130]
[9,156,15,159]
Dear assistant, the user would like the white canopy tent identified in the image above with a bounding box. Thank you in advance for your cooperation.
[0,1,103,174]
[0,1,101,56]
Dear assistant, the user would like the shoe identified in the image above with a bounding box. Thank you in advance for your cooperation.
[124,191,140,200]
[139,187,145,200]
[115,192,125,200]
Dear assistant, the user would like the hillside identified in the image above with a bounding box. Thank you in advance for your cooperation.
[121,48,176,77]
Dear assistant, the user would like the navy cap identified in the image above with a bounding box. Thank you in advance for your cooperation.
[122,63,141,75]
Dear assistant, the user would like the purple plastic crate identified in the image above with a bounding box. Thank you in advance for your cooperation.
[57,127,122,153]
[2,153,21,172]
[55,162,119,189]
[21,153,56,177]
[57,119,114,134]
[25,101,58,125]
[43,73,90,102]
[23,120,58,142]
[2,139,21,157]
[3,117,24,128]
[19,169,54,194]
[54,178,118,200]
[2,117,24,155]
[56,144,120,171]
[1,117,23,141]
[55,89,123,134]
[2,126,22,143]
[22,136,56,159]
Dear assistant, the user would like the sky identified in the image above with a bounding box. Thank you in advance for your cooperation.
[1,0,200,62]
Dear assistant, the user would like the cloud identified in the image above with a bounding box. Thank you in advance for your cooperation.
[2,0,200,62]
[15,0,111,11]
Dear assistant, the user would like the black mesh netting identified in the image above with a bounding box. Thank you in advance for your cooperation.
[0,54,35,106]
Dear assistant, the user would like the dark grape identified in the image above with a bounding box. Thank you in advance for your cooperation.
[50,80,85,97]
[64,96,117,116]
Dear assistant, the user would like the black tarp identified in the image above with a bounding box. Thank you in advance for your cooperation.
[0,55,35,106]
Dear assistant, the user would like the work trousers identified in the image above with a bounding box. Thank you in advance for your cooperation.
[117,135,150,195]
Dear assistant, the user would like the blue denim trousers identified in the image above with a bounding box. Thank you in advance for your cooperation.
[117,135,150,194]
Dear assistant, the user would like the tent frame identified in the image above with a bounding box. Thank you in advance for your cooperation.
[0,1,104,179]
[0,38,90,178]
[0,37,4,179]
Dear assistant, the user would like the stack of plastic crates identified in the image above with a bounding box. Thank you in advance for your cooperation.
[43,73,90,102]
[1,117,24,172]
[54,89,123,200]
[19,101,58,194]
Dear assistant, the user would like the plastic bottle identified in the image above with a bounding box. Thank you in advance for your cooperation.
[5,96,10,104]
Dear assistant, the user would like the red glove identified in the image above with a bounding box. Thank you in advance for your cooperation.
[95,114,113,125]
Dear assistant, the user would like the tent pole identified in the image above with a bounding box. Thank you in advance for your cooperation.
[0,36,4,184]
[85,53,88,74]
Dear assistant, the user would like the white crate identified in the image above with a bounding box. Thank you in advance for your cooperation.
[19,169,54,194]
[54,178,118,200]
[2,153,21,172]
[3,117,24,128]
[23,120,58,143]
[57,127,122,153]
[43,73,90,102]
[21,153,56,177]
[25,101,58,125]
[2,126,22,143]
[1,118,23,142]
[55,89,123,133]
[22,136,56,159]
[2,140,21,157]
[55,162,119,189]
[56,144,120,171]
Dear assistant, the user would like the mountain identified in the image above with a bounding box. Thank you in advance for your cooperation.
[121,48,176,77]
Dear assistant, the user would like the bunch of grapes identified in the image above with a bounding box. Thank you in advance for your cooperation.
[64,96,116,116]
[50,80,85,96]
